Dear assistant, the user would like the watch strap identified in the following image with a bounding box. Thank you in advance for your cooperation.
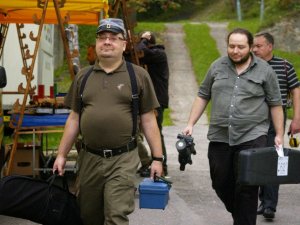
[152,156,164,162]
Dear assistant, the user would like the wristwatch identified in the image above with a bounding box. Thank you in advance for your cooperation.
[152,156,164,162]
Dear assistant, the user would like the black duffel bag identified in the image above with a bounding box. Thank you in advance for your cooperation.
[0,173,83,225]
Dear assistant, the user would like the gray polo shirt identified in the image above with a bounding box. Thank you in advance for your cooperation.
[198,53,282,146]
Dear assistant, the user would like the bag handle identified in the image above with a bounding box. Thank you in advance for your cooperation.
[47,172,69,191]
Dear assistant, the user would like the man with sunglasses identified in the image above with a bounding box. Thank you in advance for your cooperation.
[53,18,163,225]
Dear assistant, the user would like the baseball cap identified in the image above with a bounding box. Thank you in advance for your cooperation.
[96,18,126,38]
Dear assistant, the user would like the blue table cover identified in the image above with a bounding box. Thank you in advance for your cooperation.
[11,114,68,127]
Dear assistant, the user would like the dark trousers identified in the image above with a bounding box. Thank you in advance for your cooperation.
[208,135,267,225]
[156,106,167,168]
[258,109,286,211]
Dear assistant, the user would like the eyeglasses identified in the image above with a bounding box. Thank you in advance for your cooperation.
[96,35,125,43]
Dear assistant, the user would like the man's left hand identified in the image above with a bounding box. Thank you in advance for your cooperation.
[289,118,300,134]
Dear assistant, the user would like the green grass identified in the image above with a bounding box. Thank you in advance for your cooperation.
[183,23,220,84]
[162,108,173,126]
[228,18,262,34]
[135,22,166,34]
[183,23,220,118]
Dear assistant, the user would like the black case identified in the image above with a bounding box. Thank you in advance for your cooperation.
[237,147,300,185]
[0,174,83,225]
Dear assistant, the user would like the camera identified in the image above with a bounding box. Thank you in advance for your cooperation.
[176,134,196,171]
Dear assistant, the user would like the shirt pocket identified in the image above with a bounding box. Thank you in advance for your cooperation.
[212,71,230,94]
[242,76,265,96]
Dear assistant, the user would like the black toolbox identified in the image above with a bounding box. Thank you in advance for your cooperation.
[237,147,300,185]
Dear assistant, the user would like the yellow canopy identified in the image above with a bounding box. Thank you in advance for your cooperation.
[0,0,109,25]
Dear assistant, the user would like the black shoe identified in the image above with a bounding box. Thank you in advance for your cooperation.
[257,204,264,215]
[263,208,275,219]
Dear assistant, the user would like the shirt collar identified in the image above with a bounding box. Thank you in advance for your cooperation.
[93,58,126,74]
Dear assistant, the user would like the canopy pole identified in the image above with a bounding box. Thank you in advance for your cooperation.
[53,0,75,80]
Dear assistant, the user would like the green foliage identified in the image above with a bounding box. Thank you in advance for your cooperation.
[78,25,98,67]
[132,0,181,13]
[194,0,236,21]
[54,61,68,79]
[194,0,299,31]
[136,0,200,21]
[54,25,96,94]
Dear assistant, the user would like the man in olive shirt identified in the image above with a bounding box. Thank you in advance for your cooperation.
[53,18,163,225]
[183,28,284,225]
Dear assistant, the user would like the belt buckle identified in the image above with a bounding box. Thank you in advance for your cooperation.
[103,149,113,158]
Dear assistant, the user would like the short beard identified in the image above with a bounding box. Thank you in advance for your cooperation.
[229,52,251,65]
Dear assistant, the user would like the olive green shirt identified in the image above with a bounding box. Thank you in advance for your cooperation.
[65,60,159,149]
[198,53,282,145]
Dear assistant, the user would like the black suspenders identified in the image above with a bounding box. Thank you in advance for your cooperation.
[79,62,139,138]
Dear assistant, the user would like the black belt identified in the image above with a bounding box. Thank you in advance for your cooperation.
[83,139,137,158]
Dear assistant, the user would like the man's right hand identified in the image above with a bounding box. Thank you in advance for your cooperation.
[53,154,67,176]
[183,125,193,136]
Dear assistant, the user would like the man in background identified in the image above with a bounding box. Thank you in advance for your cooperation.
[137,31,170,175]
[253,32,300,219]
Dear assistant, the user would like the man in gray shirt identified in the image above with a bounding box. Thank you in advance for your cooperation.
[183,28,284,225]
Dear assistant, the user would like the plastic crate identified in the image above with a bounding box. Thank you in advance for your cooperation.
[139,178,170,210]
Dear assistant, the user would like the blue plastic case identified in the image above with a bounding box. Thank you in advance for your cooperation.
[139,178,170,210]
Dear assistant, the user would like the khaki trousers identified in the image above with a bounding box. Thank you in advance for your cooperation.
[77,148,139,225]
